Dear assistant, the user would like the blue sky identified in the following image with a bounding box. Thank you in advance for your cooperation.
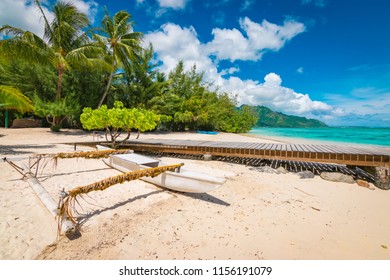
[1,0,389,127]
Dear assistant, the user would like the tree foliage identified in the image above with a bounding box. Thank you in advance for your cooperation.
[0,85,33,113]
[94,8,143,107]
[80,101,160,147]
[114,44,163,108]
[0,0,102,128]
[0,1,99,101]
[33,95,80,131]
[217,105,258,133]
[0,2,259,133]
[149,62,258,132]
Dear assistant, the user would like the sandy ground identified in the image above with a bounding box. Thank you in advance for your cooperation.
[0,128,389,260]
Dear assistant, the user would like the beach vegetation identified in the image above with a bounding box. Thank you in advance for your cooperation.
[216,105,259,133]
[0,0,101,129]
[33,95,80,131]
[80,101,161,147]
[149,61,258,132]
[0,85,34,114]
[0,1,258,133]
[112,44,164,109]
[0,1,100,101]
[94,8,143,107]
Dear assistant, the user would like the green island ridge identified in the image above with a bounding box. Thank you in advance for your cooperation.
[251,105,328,128]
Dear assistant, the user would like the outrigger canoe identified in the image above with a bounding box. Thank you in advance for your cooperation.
[102,152,226,193]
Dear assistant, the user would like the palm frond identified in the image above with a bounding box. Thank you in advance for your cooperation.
[72,27,99,48]
[92,33,109,45]
[66,44,111,71]
[0,25,27,37]
[49,1,89,51]
[0,23,52,65]
[0,35,51,65]
[66,43,102,59]
[102,8,115,39]
[35,0,54,42]
[114,11,132,36]
[121,31,144,42]
[0,85,33,113]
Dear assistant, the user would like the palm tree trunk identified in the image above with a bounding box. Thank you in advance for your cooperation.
[56,66,64,101]
[98,61,115,108]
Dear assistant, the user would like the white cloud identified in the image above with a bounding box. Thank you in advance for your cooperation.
[0,0,98,39]
[241,17,306,51]
[324,88,390,116]
[144,21,335,119]
[144,23,200,71]
[158,0,190,10]
[63,0,99,24]
[144,23,218,80]
[206,27,256,61]
[205,17,306,62]
[223,73,334,116]
[0,0,51,38]
[297,67,304,73]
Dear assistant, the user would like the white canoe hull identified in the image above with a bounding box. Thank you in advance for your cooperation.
[103,153,226,193]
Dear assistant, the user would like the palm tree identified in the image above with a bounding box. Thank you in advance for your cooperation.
[94,8,143,107]
[118,44,165,108]
[0,0,98,101]
[0,85,33,113]
[0,85,33,128]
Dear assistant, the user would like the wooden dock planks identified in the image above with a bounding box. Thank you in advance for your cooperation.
[116,139,390,167]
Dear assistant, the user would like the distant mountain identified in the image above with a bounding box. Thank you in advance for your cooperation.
[251,105,328,128]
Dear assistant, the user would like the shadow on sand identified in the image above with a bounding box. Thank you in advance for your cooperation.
[77,190,165,228]
[37,167,113,182]
[47,129,90,137]
[71,188,229,240]
[0,144,57,156]
[175,191,230,206]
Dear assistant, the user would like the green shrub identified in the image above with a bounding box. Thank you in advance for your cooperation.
[80,101,161,147]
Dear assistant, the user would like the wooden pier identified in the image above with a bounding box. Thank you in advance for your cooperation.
[119,139,390,167]
[73,138,390,189]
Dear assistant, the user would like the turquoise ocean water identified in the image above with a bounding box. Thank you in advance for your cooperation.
[249,127,390,147]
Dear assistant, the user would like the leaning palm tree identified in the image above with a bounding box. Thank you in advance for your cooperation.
[0,85,34,127]
[0,85,33,113]
[0,0,98,101]
[94,8,143,107]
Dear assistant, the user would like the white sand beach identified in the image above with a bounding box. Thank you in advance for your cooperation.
[0,128,389,260]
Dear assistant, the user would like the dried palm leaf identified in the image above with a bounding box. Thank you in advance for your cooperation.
[57,163,183,229]
[51,149,132,167]
[53,149,131,160]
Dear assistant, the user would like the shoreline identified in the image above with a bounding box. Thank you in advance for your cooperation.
[1,128,390,260]
[1,127,389,150]
[247,127,390,149]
